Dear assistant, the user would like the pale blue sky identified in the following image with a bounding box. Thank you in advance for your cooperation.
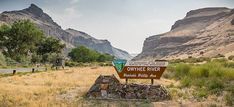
[0,0,234,53]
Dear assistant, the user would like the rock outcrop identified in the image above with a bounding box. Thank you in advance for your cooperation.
[135,7,234,60]
[86,75,171,101]
[0,4,132,59]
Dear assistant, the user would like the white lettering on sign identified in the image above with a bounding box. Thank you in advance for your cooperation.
[126,61,168,67]
[126,67,160,72]
[147,67,160,71]
[150,74,157,77]
[124,74,137,77]
[138,74,148,78]
[127,67,146,71]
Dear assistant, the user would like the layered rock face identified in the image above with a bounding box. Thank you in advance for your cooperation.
[135,7,234,60]
[0,4,132,59]
[65,28,132,59]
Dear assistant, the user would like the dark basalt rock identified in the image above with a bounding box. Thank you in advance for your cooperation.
[86,75,171,101]
[24,4,44,16]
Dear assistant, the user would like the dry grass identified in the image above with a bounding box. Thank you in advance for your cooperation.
[0,67,162,107]
[0,67,116,107]
[0,67,224,107]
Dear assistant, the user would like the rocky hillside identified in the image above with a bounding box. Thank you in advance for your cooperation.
[65,28,132,59]
[0,4,132,59]
[135,7,234,60]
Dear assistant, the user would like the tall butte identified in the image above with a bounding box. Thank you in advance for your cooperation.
[134,7,234,61]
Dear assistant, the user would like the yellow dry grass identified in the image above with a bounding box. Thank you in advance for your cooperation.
[0,67,218,107]
[0,67,168,107]
[0,67,114,106]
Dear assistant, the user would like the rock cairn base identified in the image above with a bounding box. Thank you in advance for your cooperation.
[86,75,171,101]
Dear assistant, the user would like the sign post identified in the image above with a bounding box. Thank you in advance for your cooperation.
[113,59,168,84]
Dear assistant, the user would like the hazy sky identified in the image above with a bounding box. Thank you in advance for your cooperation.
[0,0,234,54]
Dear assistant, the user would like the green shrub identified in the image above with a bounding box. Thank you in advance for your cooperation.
[209,67,224,78]
[225,85,234,106]
[65,61,84,67]
[98,62,112,66]
[163,64,176,78]
[168,58,234,101]
[194,88,208,100]
[212,58,228,63]
[225,92,234,106]
[0,52,6,66]
[68,46,114,63]
[207,79,224,95]
[202,61,224,77]
[5,57,17,66]
[31,53,42,63]
[193,78,206,88]
[223,62,234,68]
[228,55,234,60]
[42,53,57,63]
[198,57,211,62]
[189,67,200,78]
[175,63,191,79]
[180,77,192,87]
[199,67,209,77]
[213,54,225,58]
[170,57,211,64]
[17,55,31,66]
[225,85,234,94]
[184,57,197,63]
[65,61,77,67]
[162,70,171,79]
[169,59,184,63]
[223,69,234,80]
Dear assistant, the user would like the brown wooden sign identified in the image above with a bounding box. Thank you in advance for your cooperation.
[113,59,168,79]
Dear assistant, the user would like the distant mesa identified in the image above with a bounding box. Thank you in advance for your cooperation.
[134,7,234,60]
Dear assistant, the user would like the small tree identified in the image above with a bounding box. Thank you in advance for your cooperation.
[0,20,44,62]
[37,36,65,55]
[0,20,65,64]
[37,36,65,63]
[68,46,92,62]
[68,46,114,63]
[97,54,106,62]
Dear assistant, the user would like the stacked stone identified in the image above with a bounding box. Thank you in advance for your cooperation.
[86,75,171,101]
[86,75,120,99]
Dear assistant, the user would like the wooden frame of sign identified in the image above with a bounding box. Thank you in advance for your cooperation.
[113,59,168,85]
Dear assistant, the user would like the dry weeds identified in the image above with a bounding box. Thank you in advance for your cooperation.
[0,67,223,107]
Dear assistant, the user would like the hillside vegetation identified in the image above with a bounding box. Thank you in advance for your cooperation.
[0,20,65,67]
[165,58,234,106]
[0,20,114,68]
[68,46,114,63]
